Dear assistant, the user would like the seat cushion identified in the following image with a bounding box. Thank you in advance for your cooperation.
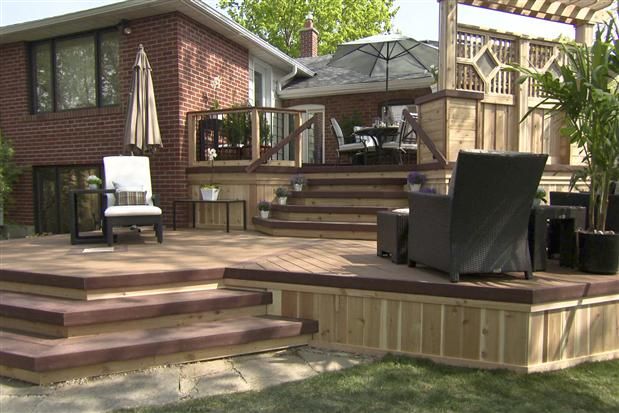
[339,142,366,152]
[105,205,162,217]
[392,208,410,214]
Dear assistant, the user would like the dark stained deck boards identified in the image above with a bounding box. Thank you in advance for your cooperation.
[0,316,318,372]
[0,289,271,326]
[287,191,408,199]
[252,217,377,232]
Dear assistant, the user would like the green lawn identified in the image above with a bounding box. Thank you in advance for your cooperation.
[118,355,619,413]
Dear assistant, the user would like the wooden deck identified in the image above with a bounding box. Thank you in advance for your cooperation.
[1,229,618,378]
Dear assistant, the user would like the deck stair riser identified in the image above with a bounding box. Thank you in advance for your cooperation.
[253,218,377,240]
[270,205,390,223]
[305,178,407,192]
[0,289,271,338]
[0,316,318,385]
[288,192,407,208]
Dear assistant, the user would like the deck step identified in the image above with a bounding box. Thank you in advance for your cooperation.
[253,217,377,240]
[0,289,271,337]
[270,204,390,223]
[0,315,318,384]
[287,191,407,208]
[305,178,406,191]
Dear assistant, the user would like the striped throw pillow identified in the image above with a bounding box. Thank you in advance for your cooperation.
[116,190,147,206]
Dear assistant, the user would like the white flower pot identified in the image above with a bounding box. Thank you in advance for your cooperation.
[409,183,421,192]
[532,198,541,208]
[88,184,98,190]
[201,188,220,201]
[277,197,287,205]
[260,210,269,219]
[293,184,303,191]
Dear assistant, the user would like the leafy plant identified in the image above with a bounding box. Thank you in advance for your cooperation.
[275,187,289,197]
[535,187,547,203]
[222,108,251,147]
[339,111,363,143]
[86,175,102,185]
[257,200,270,211]
[0,130,21,209]
[407,171,426,185]
[510,15,619,232]
[290,174,306,185]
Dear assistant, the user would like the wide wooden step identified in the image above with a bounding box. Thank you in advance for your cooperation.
[287,191,408,207]
[0,315,318,384]
[305,178,406,192]
[270,204,390,223]
[253,217,377,240]
[0,289,271,337]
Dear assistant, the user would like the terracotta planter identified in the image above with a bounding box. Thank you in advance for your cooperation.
[201,188,220,201]
[578,231,619,274]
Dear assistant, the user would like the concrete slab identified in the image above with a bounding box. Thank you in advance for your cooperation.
[0,347,372,413]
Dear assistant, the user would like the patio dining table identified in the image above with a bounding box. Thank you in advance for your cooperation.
[353,126,399,163]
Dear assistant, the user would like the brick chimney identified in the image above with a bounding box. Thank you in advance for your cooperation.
[299,13,319,58]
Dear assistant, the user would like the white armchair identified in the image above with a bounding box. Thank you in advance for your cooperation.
[103,156,163,245]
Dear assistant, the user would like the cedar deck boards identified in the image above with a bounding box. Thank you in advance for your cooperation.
[253,217,377,232]
[0,316,318,372]
[306,178,407,186]
[269,205,391,214]
[288,190,408,199]
[0,289,271,326]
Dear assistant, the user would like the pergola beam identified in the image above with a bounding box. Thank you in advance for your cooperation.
[458,0,613,25]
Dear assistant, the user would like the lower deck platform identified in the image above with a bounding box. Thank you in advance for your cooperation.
[1,230,618,378]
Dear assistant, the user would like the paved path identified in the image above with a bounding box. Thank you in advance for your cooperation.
[0,347,375,413]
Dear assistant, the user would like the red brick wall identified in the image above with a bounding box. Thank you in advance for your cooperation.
[283,88,431,163]
[0,12,249,228]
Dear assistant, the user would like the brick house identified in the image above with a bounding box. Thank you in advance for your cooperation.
[0,0,435,233]
[0,0,313,233]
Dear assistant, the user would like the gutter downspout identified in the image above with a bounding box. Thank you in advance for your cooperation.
[277,65,298,93]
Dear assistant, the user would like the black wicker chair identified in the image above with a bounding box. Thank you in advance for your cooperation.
[407,150,548,282]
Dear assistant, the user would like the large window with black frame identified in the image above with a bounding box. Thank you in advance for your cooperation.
[31,28,119,113]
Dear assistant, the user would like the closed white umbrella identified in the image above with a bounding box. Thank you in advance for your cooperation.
[124,44,162,153]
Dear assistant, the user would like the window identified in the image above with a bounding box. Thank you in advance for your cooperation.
[31,29,119,113]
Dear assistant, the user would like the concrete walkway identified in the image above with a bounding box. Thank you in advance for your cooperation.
[0,347,375,413]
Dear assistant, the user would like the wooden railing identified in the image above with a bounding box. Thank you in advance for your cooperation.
[187,107,306,168]
[245,115,316,173]
[402,109,448,167]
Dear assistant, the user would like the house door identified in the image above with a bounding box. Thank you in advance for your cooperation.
[34,165,101,234]
[290,105,325,164]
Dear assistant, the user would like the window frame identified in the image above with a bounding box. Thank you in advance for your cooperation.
[29,27,120,114]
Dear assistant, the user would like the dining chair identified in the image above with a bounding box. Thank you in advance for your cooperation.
[381,121,417,164]
[330,118,369,164]
[103,155,163,246]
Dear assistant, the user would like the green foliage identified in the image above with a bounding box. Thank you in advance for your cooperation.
[0,130,21,208]
[339,111,363,142]
[222,108,252,146]
[217,0,397,57]
[117,356,619,413]
[510,13,619,231]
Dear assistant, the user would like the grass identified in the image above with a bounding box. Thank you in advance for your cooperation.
[117,355,619,413]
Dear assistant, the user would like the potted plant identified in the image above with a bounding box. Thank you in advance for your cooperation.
[511,17,619,273]
[290,174,306,191]
[257,200,270,219]
[407,171,426,192]
[533,187,547,207]
[201,148,220,201]
[275,186,289,205]
[86,175,102,190]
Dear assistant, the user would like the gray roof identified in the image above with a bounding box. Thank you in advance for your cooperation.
[284,43,437,91]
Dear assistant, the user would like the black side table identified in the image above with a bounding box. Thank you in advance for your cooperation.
[70,189,114,245]
[528,205,586,271]
[173,199,247,232]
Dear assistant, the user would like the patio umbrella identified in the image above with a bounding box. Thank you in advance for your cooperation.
[124,44,162,154]
[328,33,437,92]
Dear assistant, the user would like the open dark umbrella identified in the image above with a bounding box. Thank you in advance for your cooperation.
[124,44,162,153]
[328,33,437,92]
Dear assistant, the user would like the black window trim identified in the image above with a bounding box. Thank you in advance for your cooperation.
[29,27,120,114]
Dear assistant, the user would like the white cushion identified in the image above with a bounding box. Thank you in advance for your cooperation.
[392,208,410,214]
[381,142,399,149]
[339,142,366,152]
[104,156,154,206]
[401,143,417,150]
[105,205,162,217]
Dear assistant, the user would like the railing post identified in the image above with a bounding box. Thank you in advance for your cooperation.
[251,108,260,161]
[438,0,457,91]
[516,38,531,153]
[187,113,197,167]
[294,113,303,168]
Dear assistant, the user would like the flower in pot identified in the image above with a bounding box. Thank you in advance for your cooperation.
[407,171,426,192]
[86,175,102,189]
[290,174,306,191]
[533,187,547,207]
[511,18,619,273]
[201,148,220,201]
[257,200,270,219]
[275,186,289,205]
